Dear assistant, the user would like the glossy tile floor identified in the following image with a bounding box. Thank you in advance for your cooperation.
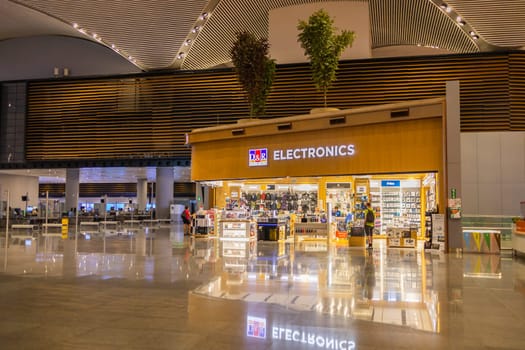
[0,225,524,349]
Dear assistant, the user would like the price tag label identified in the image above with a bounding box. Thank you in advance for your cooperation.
[389,238,400,246]
[404,238,415,247]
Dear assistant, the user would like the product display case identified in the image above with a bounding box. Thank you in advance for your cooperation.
[219,219,257,262]
[294,222,329,242]
[240,185,318,213]
[370,189,382,234]
[386,227,417,248]
[401,189,421,233]
[194,210,215,235]
[326,182,353,215]
[381,187,401,232]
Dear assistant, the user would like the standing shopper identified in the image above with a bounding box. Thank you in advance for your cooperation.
[364,202,375,249]
[181,206,191,235]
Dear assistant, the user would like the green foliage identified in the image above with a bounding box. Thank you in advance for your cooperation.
[297,9,355,107]
[230,31,276,117]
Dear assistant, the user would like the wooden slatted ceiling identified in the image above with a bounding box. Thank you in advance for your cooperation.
[26,52,521,162]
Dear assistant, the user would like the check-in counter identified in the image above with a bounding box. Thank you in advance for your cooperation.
[462,229,501,254]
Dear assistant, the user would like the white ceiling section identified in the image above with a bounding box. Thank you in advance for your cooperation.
[3,0,524,72]
[269,2,372,64]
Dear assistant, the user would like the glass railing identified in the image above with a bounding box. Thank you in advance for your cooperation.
[461,215,514,250]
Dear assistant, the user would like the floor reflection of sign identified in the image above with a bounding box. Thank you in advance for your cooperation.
[247,316,266,339]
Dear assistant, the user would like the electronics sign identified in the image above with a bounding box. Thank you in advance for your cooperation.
[249,148,268,167]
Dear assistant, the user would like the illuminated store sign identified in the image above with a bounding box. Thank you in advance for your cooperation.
[274,144,355,161]
[249,144,355,166]
[249,148,268,167]
[381,180,400,187]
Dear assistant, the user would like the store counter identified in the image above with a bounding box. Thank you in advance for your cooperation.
[257,219,286,241]
[462,229,501,254]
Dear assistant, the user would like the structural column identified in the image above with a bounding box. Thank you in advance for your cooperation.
[137,178,148,211]
[65,168,79,214]
[446,80,462,251]
[155,167,174,219]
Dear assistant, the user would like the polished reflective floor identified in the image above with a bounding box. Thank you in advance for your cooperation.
[1,224,524,349]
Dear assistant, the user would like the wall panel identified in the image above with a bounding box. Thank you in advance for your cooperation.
[24,52,523,164]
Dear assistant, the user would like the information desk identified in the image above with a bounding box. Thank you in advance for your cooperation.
[462,229,501,254]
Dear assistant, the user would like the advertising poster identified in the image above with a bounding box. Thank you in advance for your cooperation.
[432,214,445,250]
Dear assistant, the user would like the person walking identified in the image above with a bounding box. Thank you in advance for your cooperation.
[364,202,375,249]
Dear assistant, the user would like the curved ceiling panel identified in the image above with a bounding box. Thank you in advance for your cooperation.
[16,0,209,69]
[370,0,479,53]
[4,0,525,72]
[448,0,525,48]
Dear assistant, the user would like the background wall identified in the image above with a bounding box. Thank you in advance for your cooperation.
[461,131,525,216]
[0,36,141,81]
[0,173,39,211]
[269,1,372,64]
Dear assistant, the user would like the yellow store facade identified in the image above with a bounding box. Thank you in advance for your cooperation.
[188,98,449,249]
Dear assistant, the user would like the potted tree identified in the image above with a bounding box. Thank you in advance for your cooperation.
[230,31,276,118]
[297,9,355,110]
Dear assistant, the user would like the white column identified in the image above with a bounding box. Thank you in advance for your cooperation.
[156,167,174,219]
[65,168,80,215]
[137,178,148,211]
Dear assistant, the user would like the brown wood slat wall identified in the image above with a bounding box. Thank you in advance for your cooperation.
[39,182,195,198]
[26,52,523,162]
[510,53,525,130]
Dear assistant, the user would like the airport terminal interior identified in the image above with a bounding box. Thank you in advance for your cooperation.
[1,1,525,349]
